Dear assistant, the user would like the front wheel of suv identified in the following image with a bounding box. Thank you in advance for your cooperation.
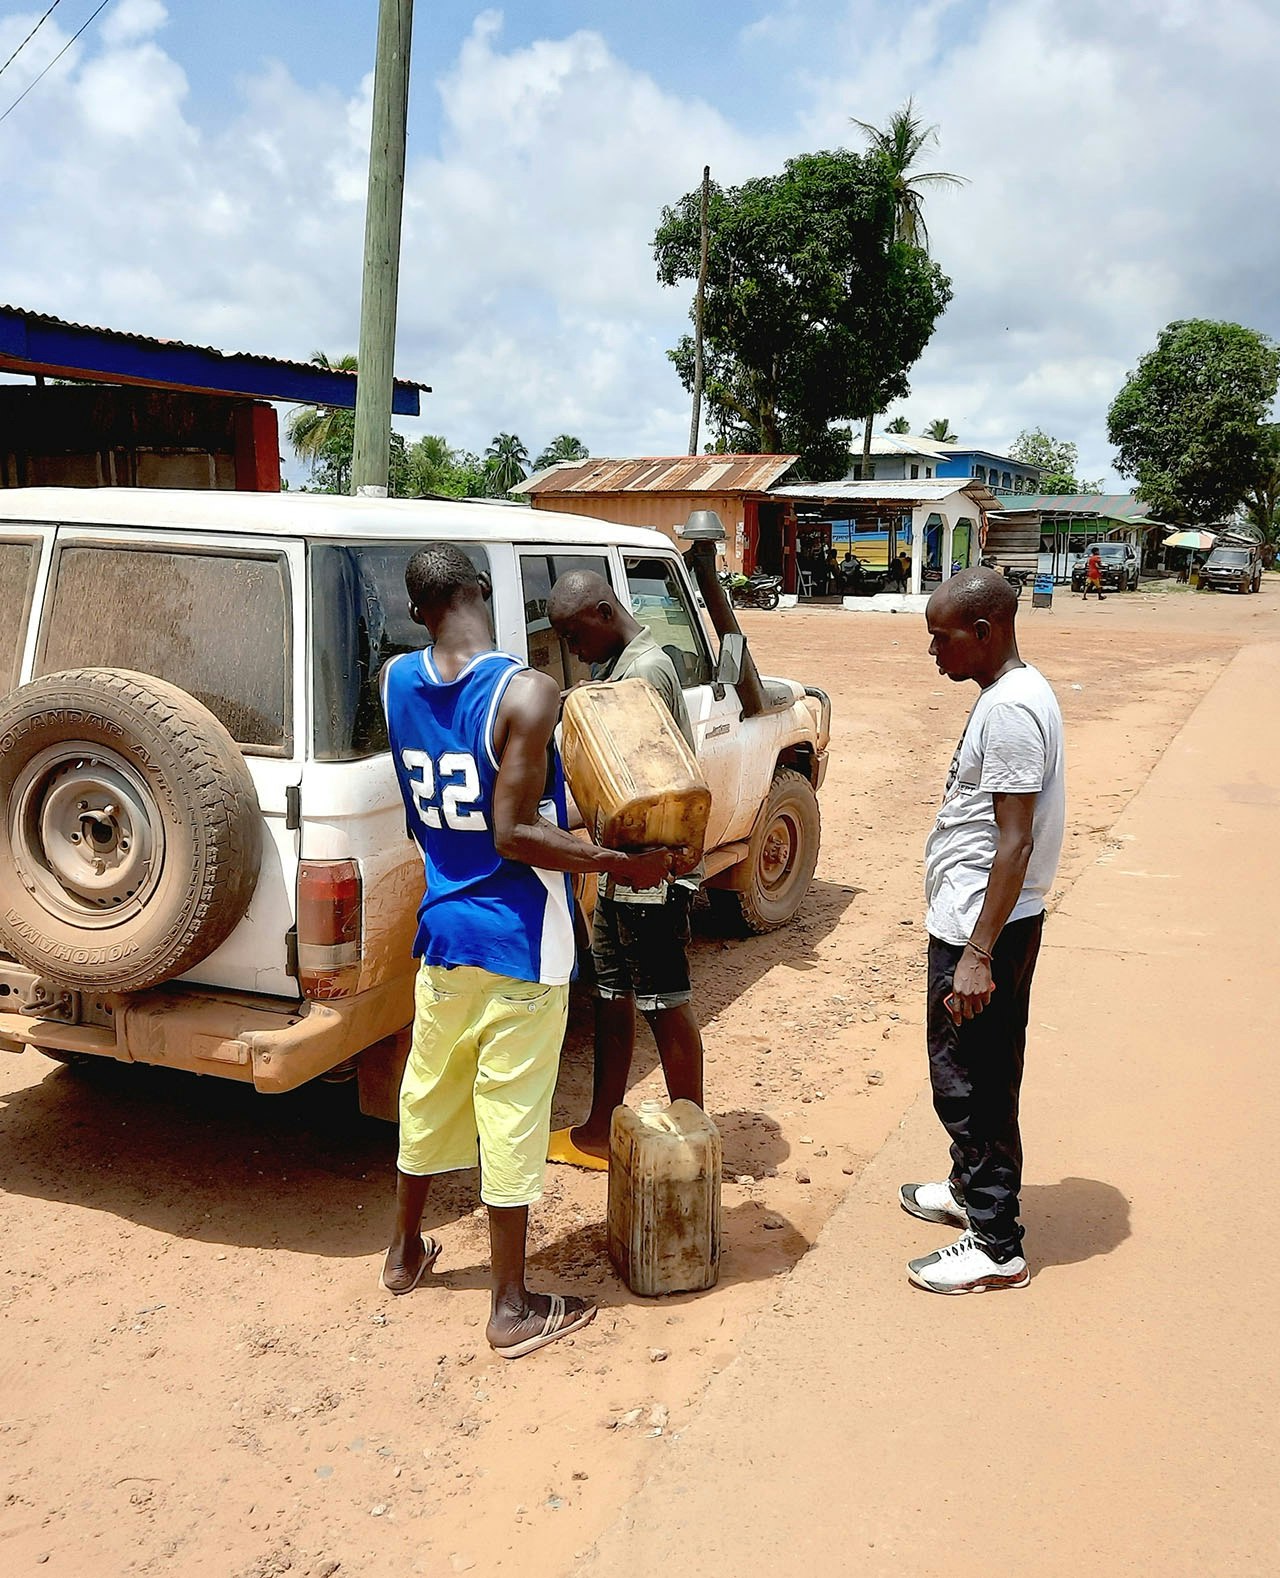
[726,767,821,934]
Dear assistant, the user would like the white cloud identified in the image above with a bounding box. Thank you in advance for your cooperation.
[100,0,168,49]
[1,1,1278,487]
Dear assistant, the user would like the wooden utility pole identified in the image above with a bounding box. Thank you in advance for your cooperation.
[352,0,414,496]
[688,165,711,456]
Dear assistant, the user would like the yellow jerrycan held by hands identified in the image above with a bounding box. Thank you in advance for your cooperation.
[560,678,710,876]
[608,1099,722,1296]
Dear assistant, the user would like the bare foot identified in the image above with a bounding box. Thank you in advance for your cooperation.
[569,1125,609,1161]
[487,1292,597,1358]
[380,1234,441,1294]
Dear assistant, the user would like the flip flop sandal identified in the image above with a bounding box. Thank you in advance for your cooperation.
[492,1294,597,1360]
[380,1235,442,1295]
[547,1128,609,1171]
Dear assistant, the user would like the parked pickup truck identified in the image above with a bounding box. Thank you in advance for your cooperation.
[0,489,829,1118]
[1198,543,1263,594]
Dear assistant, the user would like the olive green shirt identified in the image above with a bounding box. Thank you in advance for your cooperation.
[598,627,702,899]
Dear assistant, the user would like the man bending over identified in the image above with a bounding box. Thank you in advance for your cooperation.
[544,570,706,1170]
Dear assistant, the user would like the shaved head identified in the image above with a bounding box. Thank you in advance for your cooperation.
[927,566,1018,630]
[547,569,640,666]
[546,569,621,623]
[925,567,1021,686]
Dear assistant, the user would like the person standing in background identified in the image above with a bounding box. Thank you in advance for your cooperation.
[900,568,1065,1294]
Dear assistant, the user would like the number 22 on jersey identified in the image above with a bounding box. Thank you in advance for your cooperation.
[401,750,488,831]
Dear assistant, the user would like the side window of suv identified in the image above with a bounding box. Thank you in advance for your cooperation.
[622,555,712,688]
[310,542,491,761]
[38,545,292,753]
[0,538,39,697]
[519,552,612,690]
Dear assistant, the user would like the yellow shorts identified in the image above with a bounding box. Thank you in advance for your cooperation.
[397,962,569,1208]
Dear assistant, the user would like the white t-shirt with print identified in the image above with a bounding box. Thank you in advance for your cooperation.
[924,663,1065,947]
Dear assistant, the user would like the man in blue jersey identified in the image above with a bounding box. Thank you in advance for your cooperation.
[379,545,671,1358]
[543,570,706,1171]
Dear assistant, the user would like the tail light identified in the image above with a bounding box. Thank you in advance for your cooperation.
[297,859,362,999]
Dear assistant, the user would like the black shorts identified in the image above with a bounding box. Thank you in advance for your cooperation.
[592,886,692,1011]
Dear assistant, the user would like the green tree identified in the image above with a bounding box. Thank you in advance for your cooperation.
[885,415,911,434]
[849,98,967,250]
[484,432,530,496]
[305,409,411,497]
[1008,428,1103,495]
[924,417,956,442]
[1107,319,1280,524]
[1242,423,1280,565]
[654,150,952,478]
[533,434,589,471]
[285,351,359,476]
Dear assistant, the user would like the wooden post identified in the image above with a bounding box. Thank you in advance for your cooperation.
[688,165,711,456]
[352,0,414,496]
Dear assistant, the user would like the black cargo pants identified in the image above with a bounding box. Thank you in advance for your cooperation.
[926,913,1045,1261]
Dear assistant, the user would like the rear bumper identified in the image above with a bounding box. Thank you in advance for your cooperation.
[0,974,414,1093]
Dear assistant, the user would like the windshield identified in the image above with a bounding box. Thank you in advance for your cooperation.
[1208,549,1250,566]
[1087,544,1125,559]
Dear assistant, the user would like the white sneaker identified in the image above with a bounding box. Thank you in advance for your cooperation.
[907,1231,1029,1295]
[898,1179,968,1229]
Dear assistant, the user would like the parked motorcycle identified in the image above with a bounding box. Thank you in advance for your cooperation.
[718,569,782,611]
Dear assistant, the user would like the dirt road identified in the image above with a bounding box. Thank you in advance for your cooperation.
[0,580,1271,1576]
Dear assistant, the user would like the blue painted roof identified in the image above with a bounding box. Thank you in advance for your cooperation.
[0,305,427,415]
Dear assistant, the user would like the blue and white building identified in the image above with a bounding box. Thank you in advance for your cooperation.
[851,433,1042,494]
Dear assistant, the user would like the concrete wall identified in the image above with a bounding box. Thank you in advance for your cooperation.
[0,386,281,491]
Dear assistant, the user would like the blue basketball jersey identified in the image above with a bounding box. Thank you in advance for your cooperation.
[381,648,575,985]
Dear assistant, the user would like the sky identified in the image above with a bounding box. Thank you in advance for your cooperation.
[2,0,1279,487]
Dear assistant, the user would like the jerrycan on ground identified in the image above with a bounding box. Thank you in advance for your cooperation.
[608,1099,722,1296]
[561,678,710,876]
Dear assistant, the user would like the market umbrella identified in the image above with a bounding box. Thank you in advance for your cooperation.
[1162,529,1218,551]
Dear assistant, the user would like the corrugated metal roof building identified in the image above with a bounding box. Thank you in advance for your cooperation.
[987,491,1174,582]
[514,454,800,577]
[0,304,428,492]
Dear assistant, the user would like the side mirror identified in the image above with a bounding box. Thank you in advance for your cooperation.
[716,631,745,686]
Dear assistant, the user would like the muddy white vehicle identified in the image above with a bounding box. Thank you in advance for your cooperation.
[0,489,829,1117]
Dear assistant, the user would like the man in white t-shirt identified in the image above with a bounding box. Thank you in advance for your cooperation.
[900,568,1065,1294]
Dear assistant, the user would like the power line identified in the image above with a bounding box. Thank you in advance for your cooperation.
[0,0,65,81]
[0,0,114,126]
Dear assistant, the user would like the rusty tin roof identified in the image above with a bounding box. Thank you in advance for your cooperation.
[514,454,799,496]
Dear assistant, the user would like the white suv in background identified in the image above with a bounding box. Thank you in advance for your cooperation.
[0,489,829,1118]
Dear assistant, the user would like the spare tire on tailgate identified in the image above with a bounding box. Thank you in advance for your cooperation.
[0,669,262,993]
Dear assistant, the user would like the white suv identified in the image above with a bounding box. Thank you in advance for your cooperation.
[0,489,829,1116]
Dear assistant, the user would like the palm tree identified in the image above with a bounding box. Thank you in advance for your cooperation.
[849,98,967,251]
[885,415,911,434]
[533,433,589,471]
[850,102,966,479]
[924,418,957,443]
[484,432,530,496]
[285,351,358,473]
[405,434,458,496]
